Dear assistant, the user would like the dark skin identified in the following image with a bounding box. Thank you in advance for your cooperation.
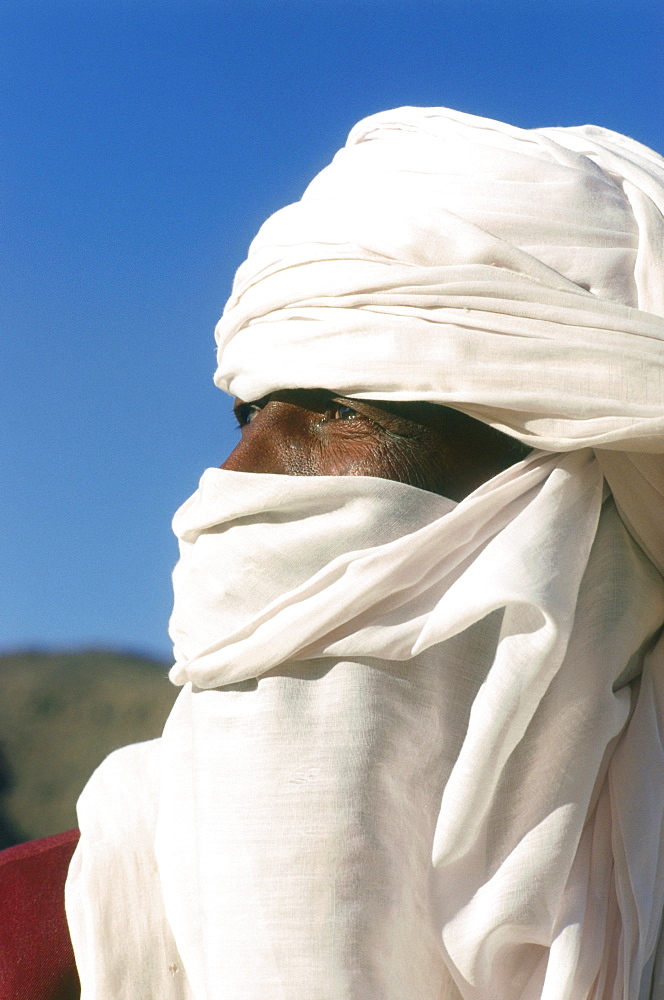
[222,390,531,501]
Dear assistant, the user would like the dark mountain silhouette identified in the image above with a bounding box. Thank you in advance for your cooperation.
[0,650,178,847]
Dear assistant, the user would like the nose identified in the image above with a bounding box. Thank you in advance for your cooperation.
[220,400,310,476]
[220,435,265,473]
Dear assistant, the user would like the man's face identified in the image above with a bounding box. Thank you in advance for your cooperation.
[221,390,531,501]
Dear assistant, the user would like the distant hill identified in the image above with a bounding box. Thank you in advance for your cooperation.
[0,650,178,847]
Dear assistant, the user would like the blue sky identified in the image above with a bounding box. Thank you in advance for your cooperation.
[3,0,663,660]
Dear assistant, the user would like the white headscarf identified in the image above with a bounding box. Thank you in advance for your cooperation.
[66,108,664,1000]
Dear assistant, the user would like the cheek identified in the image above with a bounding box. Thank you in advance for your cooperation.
[314,436,402,479]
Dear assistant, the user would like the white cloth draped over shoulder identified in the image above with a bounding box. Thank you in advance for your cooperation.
[66,108,664,1000]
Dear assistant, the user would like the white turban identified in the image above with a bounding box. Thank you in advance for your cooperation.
[216,107,664,571]
[66,109,664,1000]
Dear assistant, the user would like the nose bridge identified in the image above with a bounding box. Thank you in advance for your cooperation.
[219,436,251,472]
[220,422,277,473]
[220,401,310,475]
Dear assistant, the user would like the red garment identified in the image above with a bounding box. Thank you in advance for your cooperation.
[0,830,80,1000]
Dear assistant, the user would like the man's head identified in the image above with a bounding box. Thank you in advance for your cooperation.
[214,108,663,460]
[222,390,531,501]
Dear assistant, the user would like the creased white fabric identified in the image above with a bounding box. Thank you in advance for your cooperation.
[67,107,664,1000]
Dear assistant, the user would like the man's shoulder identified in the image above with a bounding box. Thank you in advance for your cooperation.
[0,830,80,1000]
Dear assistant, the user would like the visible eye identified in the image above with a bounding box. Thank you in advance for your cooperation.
[326,401,359,421]
[234,401,264,428]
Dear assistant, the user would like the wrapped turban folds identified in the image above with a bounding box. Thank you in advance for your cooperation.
[67,108,664,1000]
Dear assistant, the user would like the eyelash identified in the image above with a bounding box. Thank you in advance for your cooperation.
[329,403,359,421]
[234,403,262,428]
[233,400,360,429]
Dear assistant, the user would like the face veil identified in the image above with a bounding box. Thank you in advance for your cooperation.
[66,108,664,1000]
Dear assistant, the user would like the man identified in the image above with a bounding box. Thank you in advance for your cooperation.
[4,107,664,1000]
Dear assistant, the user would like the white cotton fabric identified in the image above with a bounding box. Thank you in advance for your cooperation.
[66,107,664,1000]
